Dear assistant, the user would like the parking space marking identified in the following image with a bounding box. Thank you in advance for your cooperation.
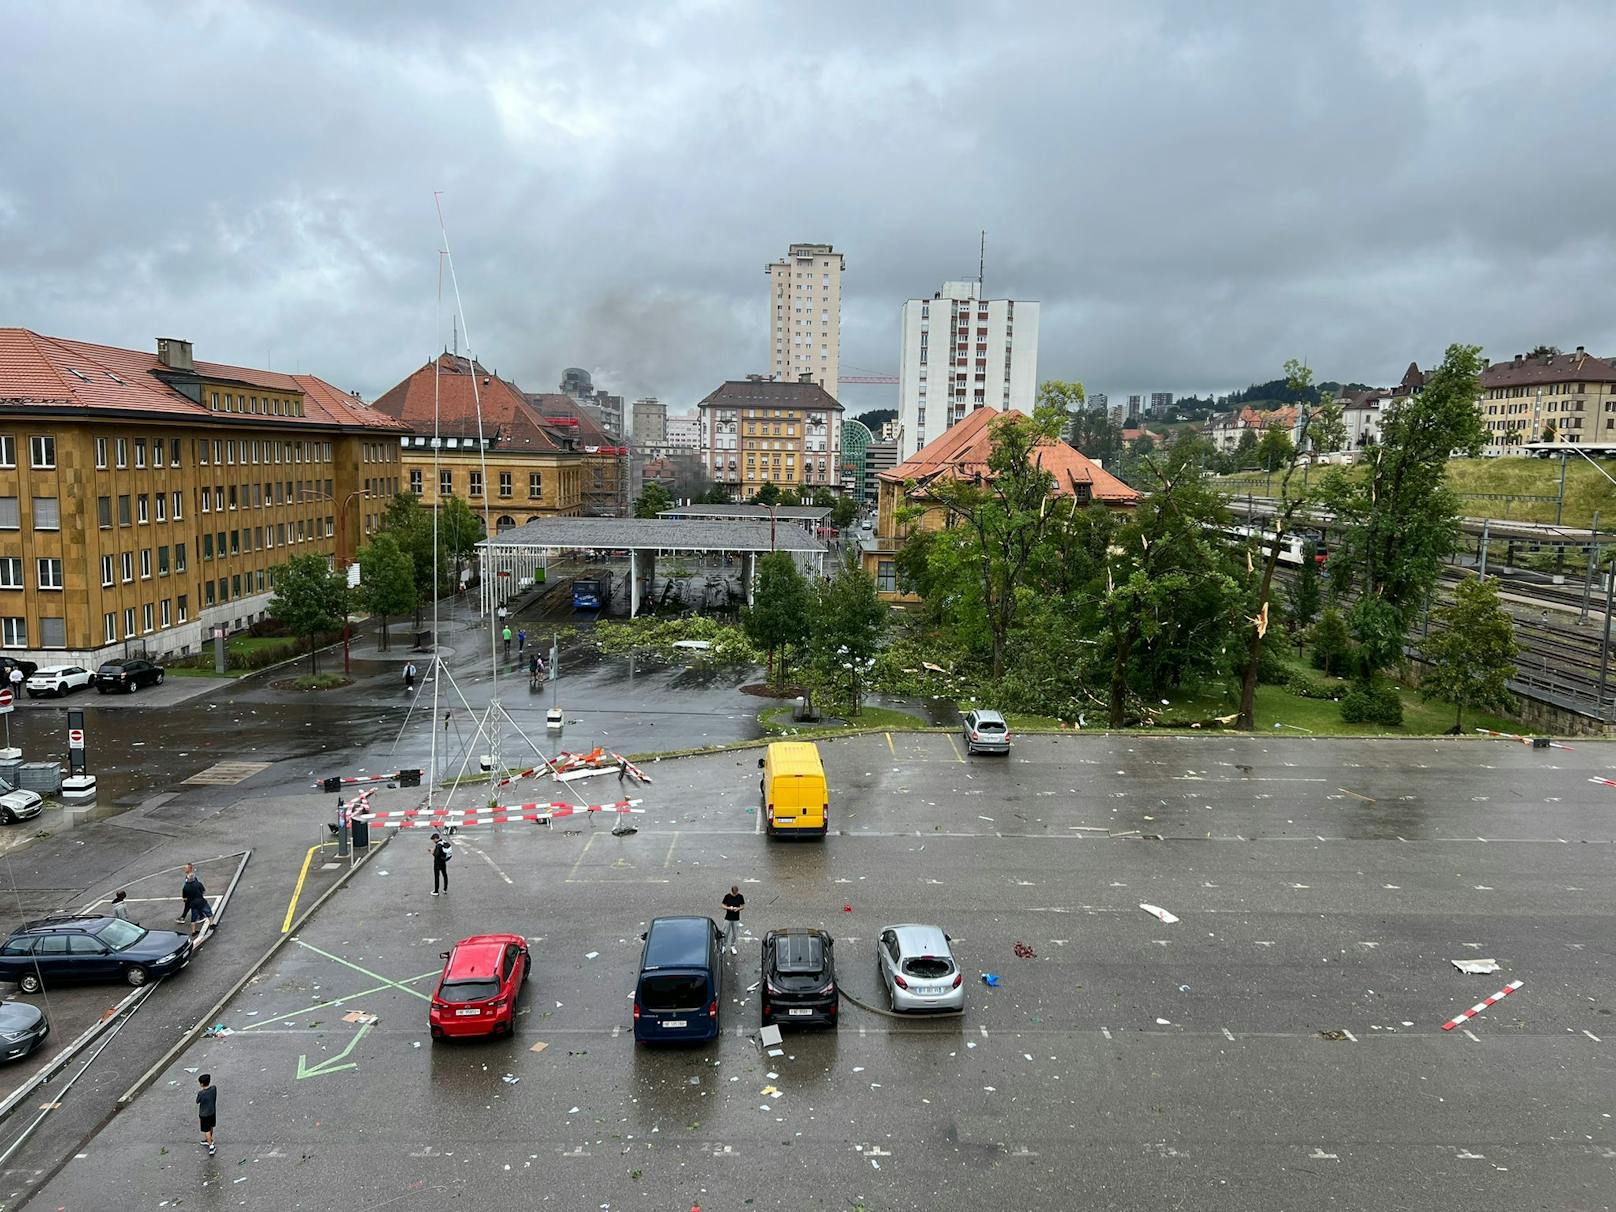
[291,940,434,1002]
[458,839,514,886]
[283,843,338,933]
[885,732,894,755]
[663,832,680,867]
[240,970,440,1032]
[565,832,598,882]
[946,734,965,763]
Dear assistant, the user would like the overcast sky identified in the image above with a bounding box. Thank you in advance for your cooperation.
[6,1,1615,414]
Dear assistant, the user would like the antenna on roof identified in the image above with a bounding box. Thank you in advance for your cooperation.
[978,230,986,294]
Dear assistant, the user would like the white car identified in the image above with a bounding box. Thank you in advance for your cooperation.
[876,924,965,1014]
[0,790,43,825]
[25,665,92,698]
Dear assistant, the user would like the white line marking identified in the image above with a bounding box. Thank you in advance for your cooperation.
[458,839,513,885]
[1584,1029,1602,1042]
[1341,1028,1357,1043]
[1463,1029,1480,1042]
[1221,1027,1235,1041]
[1101,1027,1112,1040]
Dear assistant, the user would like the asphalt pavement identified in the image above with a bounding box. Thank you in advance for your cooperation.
[25,733,1616,1212]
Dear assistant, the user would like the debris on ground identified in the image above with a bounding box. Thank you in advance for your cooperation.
[1319,1030,1349,1041]
[530,1041,548,1053]
[1451,958,1501,975]
[1139,903,1179,924]
[759,1025,783,1047]
[981,973,1001,987]
[1013,941,1036,960]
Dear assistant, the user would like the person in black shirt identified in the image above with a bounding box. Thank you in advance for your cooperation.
[430,832,450,895]
[196,1073,217,1155]
[720,885,745,954]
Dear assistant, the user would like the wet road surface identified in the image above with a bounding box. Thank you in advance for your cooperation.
[30,734,1616,1211]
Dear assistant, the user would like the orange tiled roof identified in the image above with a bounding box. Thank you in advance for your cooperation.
[372,355,568,453]
[882,407,1137,504]
[0,328,407,432]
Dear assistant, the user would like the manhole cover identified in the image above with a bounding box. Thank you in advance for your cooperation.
[182,761,271,786]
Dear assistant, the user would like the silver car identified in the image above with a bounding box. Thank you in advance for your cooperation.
[0,791,42,825]
[876,924,964,1013]
[962,708,1011,755]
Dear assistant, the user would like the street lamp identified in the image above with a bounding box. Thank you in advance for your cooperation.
[335,489,367,673]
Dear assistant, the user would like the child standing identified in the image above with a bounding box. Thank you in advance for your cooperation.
[196,1073,218,1155]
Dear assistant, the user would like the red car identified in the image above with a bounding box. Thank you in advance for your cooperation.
[429,934,529,1040]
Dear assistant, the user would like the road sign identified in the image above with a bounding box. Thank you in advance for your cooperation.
[68,728,85,749]
[0,687,12,716]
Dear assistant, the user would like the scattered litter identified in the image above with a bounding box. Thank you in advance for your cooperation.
[746,982,760,994]
[530,1042,548,1053]
[568,1106,580,1114]
[1450,959,1501,975]
[1319,1030,1349,1041]
[843,904,853,913]
[183,1067,199,1074]
[853,1066,865,1072]
[759,1025,783,1047]
[1139,903,1179,924]
[1178,984,1191,993]
[766,1071,778,1079]
[341,1012,377,1024]
[981,973,1000,987]
[204,1024,235,1038]
[1442,980,1524,1031]
[767,1048,784,1057]
[1155,1018,1171,1025]
[585,952,599,961]
[1012,941,1036,960]
[412,1041,421,1048]
[966,1041,976,1049]
[502,1074,520,1084]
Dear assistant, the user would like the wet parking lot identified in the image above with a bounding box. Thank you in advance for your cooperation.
[28,734,1616,1211]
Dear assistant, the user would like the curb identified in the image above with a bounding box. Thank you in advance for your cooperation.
[114,832,391,1109]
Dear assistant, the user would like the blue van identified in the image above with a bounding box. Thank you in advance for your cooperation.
[633,916,723,1043]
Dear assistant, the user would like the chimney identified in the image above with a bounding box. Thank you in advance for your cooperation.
[1576,345,1586,358]
[156,337,194,371]
[1513,354,1523,367]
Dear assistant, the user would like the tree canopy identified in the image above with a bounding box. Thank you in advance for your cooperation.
[1421,577,1518,732]
[357,532,416,650]
[742,551,812,689]
[633,481,673,519]
[269,554,349,673]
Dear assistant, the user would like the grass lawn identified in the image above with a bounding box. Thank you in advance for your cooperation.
[165,665,237,679]
[758,704,926,736]
[288,673,351,691]
[1160,679,1522,737]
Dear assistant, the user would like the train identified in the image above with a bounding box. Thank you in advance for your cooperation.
[571,574,613,611]
[1219,525,1328,568]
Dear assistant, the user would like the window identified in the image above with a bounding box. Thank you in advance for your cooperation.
[120,552,133,582]
[529,472,542,498]
[172,491,183,520]
[175,542,186,572]
[98,496,112,528]
[118,495,131,526]
[124,607,135,638]
[177,594,188,622]
[158,546,169,576]
[134,439,146,469]
[0,558,20,589]
[140,549,152,579]
[499,472,512,498]
[32,497,59,530]
[171,438,182,466]
[153,440,165,469]
[410,469,422,494]
[230,530,240,556]
[104,613,116,644]
[142,603,154,633]
[37,557,63,589]
[440,470,452,496]
[30,436,56,469]
[205,581,216,607]
[100,555,114,587]
[160,599,171,627]
[202,533,213,560]
[200,489,210,515]
[469,470,483,496]
[137,494,149,524]
[0,618,23,647]
[115,438,127,468]
[155,493,166,522]
[218,576,229,602]
[231,574,241,598]
[229,485,237,510]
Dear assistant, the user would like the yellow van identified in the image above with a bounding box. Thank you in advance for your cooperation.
[758,742,828,837]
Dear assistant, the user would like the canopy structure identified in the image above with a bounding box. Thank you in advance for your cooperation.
[476,517,827,617]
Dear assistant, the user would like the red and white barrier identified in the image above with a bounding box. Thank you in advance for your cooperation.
[1590,777,1616,790]
[1441,979,1523,1031]
[351,798,644,829]
[312,772,397,790]
[1475,728,1574,751]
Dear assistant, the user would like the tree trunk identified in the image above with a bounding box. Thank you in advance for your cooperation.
[380,615,389,652]
[1237,547,1283,729]
[309,632,319,675]
[1108,624,1135,728]
[767,645,775,689]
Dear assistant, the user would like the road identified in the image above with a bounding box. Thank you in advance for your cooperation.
[24,733,1616,1212]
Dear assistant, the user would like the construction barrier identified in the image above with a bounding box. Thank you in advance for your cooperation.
[351,798,644,829]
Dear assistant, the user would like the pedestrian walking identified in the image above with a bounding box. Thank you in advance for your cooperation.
[182,865,213,937]
[111,890,131,922]
[176,863,196,923]
[430,831,450,895]
[721,885,745,954]
[196,1073,217,1155]
[6,666,20,698]
[403,661,417,692]
[517,628,527,655]
[501,625,513,658]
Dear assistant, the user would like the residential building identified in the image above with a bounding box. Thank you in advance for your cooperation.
[896,279,1040,460]
[630,397,667,448]
[559,367,624,439]
[863,440,897,503]
[526,392,629,515]
[1088,392,1108,413]
[879,420,900,442]
[1478,347,1616,447]
[0,329,407,664]
[863,407,1136,599]
[1127,394,1143,419]
[1149,392,1173,415]
[664,413,700,449]
[840,418,872,500]
[767,243,843,389]
[371,355,585,531]
[697,376,843,495]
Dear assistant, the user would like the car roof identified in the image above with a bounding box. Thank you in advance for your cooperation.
[970,709,1006,723]
[767,930,829,973]
[14,914,110,935]
[31,665,75,674]
[886,924,952,955]
[643,916,713,968]
[444,937,515,980]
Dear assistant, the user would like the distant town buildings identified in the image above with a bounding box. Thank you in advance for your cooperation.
[697,376,843,495]
[767,243,843,390]
[840,417,872,501]
[895,279,1040,460]
[664,413,700,450]
[1126,393,1143,419]
[1149,392,1173,414]
[863,440,897,503]
[559,367,624,440]
[879,420,900,442]
[1478,347,1616,446]
[629,397,666,447]
[1088,392,1108,413]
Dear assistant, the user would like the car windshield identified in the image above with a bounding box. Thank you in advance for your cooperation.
[975,720,1005,732]
[97,664,124,674]
[439,979,500,1003]
[902,955,954,979]
[97,919,146,951]
[639,973,706,1011]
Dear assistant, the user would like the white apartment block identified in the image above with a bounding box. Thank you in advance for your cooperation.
[767,243,843,390]
[664,413,700,449]
[895,280,1039,460]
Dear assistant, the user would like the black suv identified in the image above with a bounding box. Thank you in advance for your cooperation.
[95,658,165,693]
[0,916,192,992]
[760,928,838,1028]
[0,657,37,683]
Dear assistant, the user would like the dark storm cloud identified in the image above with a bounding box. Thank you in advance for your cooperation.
[4,1,1615,409]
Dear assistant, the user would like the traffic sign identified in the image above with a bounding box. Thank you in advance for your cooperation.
[68,728,85,749]
[0,687,12,716]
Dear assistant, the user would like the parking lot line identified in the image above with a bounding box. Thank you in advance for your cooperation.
[885,732,894,754]
[282,842,337,933]
[240,970,440,1032]
[946,734,965,763]
[291,940,434,1001]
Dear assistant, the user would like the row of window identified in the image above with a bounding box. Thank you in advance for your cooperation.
[0,433,399,476]
[207,389,303,417]
[97,545,187,586]
[1483,383,1606,400]
[421,469,547,498]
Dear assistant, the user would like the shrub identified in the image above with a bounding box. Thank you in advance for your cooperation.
[1308,608,1352,676]
[1339,680,1403,725]
[1284,671,1342,700]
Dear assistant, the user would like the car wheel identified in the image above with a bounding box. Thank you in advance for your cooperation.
[155,672,164,685]
[56,684,66,696]
[127,680,137,694]
[124,965,150,987]
[96,687,109,695]
[0,810,13,826]
[18,973,41,995]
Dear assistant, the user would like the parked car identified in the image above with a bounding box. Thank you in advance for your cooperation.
[961,708,1012,755]
[876,924,965,1014]
[429,933,529,1040]
[25,665,92,699]
[0,915,192,992]
[0,790,43,825]
[95,658,165,693]
[633,916,723,1043]
[0,1000,48,1062]
[760,928,838,1028]
[0,657,38,683]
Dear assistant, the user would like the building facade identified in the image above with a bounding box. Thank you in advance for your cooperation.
[1478,347,1616,447]
[630,397,667,447]
[664,413,700,449]
[1149,392,1173,414]
[839,417,872,500]
[863,440,897,504]
[697,377,843,495]
[0,330,406,664]
[895,280,1040,460]
[767,243,843,389]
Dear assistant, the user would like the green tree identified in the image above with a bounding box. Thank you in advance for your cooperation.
[742,551,812,689]
[1420,577,1518,732]
[633,481,673,519]
[811,486,836,509]
[1234,427,1260,469]
[437,496,485,588]
[1310,394,1346,455]
[1542,421,1557,443]
[1287,543,1322,630]
[379,493,435,625]
[269,554,349,674]
[754,482,782,506]
[830,496,858,529]
[1317,343,1488,683]
[779,487,803,507]
[1256,423,1295,472]
[807,556,887,714]
[357,533,417,651]
[1308,607,1352,676]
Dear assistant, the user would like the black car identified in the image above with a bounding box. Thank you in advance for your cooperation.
[0,915,192,992]
[95,658,165,693]
[0,657,37,683]
[760,928,838,1028]
[0,1000,48,1062]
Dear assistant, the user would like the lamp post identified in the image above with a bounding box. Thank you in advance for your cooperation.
[336,489,367,673]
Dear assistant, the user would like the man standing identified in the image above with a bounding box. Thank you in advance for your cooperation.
[196,1073,217,1155]
[517,628,527,656]
[176,863,199,924]
[403,661,417,692]
[6,666,21,701]
[182,865,212,938]
[720,885,745,955]
[501,625,513,658]
[430,832,450,896]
